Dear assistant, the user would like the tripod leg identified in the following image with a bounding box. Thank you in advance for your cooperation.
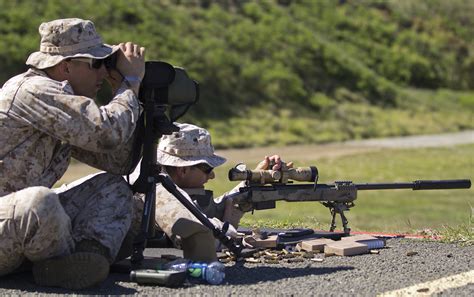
[131,184,157,266]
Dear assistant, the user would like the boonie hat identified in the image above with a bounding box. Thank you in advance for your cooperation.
[157,123,226,168]
[26,18,118,69]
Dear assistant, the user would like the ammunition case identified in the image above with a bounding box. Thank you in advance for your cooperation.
[130,269,186,286]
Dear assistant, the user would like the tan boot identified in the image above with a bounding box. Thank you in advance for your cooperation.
[32,240,110,289]
[181,231,217,262]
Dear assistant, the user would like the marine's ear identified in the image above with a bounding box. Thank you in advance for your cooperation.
[60,60,71,74]
[175,166,189,178]
[44,60,69,80]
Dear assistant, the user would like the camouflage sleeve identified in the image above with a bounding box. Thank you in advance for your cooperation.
[15,76,141,153]
[71,125,140,174]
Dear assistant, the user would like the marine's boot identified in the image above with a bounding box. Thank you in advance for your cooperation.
[115,231,134,262]
[181,231,218,262]
[32,240,110,289]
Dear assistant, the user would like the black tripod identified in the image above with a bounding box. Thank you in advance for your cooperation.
[130,61,242,268]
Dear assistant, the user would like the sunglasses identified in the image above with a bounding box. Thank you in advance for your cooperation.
[194,163,214,174]
[69,57,105,69]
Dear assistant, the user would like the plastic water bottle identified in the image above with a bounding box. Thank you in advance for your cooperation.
[163,258,189,272]
[164,259,226,285]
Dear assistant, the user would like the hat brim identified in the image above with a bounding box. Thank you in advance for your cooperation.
[26,44,119,69]
[156,150,227,168]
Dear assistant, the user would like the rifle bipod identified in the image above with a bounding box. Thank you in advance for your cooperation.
[322,201,353,235]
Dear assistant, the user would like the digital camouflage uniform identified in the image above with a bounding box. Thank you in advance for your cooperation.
[0,19,141,276]
[129,123,243,262]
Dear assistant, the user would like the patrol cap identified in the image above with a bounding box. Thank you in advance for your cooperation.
[157,123,226,168]
[26,18,118,69]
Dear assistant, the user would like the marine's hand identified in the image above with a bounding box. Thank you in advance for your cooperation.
[223,198,245,227]
[116,42,146,80]
[255,155,293,171]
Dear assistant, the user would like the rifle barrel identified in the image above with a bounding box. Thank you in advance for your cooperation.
[354,179,471,190]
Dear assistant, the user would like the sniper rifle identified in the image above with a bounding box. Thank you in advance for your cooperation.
[226,163,471,234]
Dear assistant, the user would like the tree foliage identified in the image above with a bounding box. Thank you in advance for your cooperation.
[1,0,472,147]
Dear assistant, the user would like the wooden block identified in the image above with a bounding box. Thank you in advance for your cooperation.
[295,243,303,251]
[341,234,386,249]
[324,241,368,256]
[243,235,278,248]
[299,238,335,252]
[342,234,378,241]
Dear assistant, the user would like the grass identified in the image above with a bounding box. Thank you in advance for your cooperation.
[207,144,474,235]
[415,220,474,246]
[205,89,474,149]
[438,221,473,246]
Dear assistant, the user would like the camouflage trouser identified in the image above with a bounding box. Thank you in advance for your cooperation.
[0,172,132,276]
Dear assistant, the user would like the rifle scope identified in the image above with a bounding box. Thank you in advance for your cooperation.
[228,166,318,184]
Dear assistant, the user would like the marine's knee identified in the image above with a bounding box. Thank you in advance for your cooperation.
[15,187,62,217]
[171,218,209,239]
[12,187,70,239]
[102,172,129,185]
[95,173,133,198]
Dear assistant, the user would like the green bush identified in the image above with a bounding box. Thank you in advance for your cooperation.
[1,0,472,147]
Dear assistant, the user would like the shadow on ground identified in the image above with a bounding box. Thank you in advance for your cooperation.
[225,264,354,285]
[0,263,354,294]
